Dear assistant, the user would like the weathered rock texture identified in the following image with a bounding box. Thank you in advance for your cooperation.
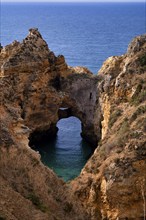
[0,29,146,220]
[1,28,101,147]
[70,34,146,219]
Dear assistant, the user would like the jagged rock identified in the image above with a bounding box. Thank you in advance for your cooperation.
[70,34,146,219]
[127,34,146,55]
[0,29,146,220]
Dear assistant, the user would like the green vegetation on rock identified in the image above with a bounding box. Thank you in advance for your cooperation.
[130,105,146,122]
[139,53,146,66]
[109,108,122,128]
[117,118,130,146]
[27,194,48,213]
[130,83,146,106]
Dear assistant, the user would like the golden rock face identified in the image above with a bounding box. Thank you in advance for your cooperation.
[70,34,146,219]
[0,29,146,220]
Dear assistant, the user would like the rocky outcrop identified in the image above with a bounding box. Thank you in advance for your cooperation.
[0,29,146,220]
[0,28,101,147]
[70,34,146,219]
[60,73,102,145]
[0,28,100,220]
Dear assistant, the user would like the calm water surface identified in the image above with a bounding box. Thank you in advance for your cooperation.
[35,117,93,181]
[1,2,145,181]
[1,2,145,73]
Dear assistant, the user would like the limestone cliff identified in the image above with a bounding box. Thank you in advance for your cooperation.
[0,28,92,220]
[70,34,146,219]
[0,29,146,220]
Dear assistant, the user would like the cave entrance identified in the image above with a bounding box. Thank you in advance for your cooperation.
[34,116,94,182]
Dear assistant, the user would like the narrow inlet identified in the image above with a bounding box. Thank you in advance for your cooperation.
[35,117,94,181]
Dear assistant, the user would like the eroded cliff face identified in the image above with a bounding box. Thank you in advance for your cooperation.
[0,29,146,220]
[1,28,101,147]
[0,28,97,220]
[0,28,101,220]
[70,35,146,219]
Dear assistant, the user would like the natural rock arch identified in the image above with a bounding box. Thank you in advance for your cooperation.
[29,75,101,148]
[1,28,102,149]
[1,28,146,220]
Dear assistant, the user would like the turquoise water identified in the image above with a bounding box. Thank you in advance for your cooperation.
[1,2,145,181]
[35,117,93,181]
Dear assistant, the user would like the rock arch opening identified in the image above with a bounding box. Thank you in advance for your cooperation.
[28,82,101,181]
[29,116,95,181]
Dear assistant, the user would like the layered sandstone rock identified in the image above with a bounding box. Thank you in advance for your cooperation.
[0,28,93,220]
[70,34,146,219]
[0,29,146,220]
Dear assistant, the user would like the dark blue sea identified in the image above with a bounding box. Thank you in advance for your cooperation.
[1,2,145,181]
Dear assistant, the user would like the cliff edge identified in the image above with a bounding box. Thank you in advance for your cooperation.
[0,29,146,220]
[70,34,146,219]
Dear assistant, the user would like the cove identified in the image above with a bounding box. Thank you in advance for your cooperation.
[35,117,94,182]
